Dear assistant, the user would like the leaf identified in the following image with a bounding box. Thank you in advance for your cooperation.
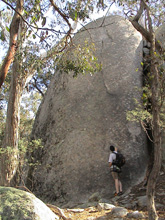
[6,26,10,32]
[0,31,5,41]
[74,11,78,21]
[24,10,28,15]
[42,17,46,27]
[28,30,32,36]
[33,34,36,39]
[32,16,36,22]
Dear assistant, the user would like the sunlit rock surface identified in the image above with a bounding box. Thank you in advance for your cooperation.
[27,15,148,205]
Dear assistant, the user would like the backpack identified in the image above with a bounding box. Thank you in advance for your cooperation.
[112,152,125,168]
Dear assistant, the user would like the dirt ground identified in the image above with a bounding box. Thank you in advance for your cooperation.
[50,169,165,220]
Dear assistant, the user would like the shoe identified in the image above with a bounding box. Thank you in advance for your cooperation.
[118,191,123,196]
[114,191,123,196]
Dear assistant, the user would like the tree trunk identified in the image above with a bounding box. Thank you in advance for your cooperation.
[0,0,25,186]
[0,59,23,186]
[0,0,24,89]
[146,32,162,220]
[0,24,37,187]
[130,2,163,219]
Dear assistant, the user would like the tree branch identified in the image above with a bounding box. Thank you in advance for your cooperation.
[1,0,72,36]
[129,0,164,54]
[133,0,145,22]
[32,77,44,97]
[0,0,23,89]
[49,0,72,36]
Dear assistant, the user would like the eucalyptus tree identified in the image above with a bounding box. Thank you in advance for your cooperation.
[0,0,24,186]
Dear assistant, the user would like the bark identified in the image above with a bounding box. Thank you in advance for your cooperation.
[144,2,162,220]
[0,0,24,89]
[0,0,26,186]
[130,0,163,54]
[146,59,162,220]
[146,34,162,220]
[0,60,22,186]
[0,51,37,186]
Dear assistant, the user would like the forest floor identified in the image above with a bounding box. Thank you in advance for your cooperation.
[50,169,165,220]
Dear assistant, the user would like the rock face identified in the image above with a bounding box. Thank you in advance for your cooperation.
[27,15,148,205]
[0,187,59,220]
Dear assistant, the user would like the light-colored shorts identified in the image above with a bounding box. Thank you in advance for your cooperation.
[111,171,119,180]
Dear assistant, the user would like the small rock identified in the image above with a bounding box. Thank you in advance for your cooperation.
[113,218,123,220]
[86,207,97,213]
[143,47,150,55]
[86,217,96,220]
[124,201,137,209]
[97,203,115,211]
[96,217,107,220]
[137,195,147,208]
[67,208,84,213]
[88,192,101,202]
[99,198,111,204]
[160,171,164,176]
[111,207,128,217]
[127,211,145,219]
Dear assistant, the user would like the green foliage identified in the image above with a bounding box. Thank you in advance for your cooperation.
[127,98,152,124]
[28,139,44,153]
[0,30,5,41]
[18,137,42,154]
[17,138,44,176]
[57,40,102,77]
[26,139,44,167]
[0,107,6,146]
[18,138,43,157]
[127,58,165,131]
[67,0,107,21]
[0,146,18,155]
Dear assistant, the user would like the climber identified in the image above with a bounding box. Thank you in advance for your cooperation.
[108,145,123,196]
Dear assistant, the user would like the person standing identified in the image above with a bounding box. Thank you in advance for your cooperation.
[108,145,123,196]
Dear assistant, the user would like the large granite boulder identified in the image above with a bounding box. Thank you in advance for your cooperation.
[27,15,148,205]
[0,187,59,220]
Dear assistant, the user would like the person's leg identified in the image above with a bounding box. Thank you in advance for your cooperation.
[118,180,122,193]
[115,179,119,194]
[112,172,119,194]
